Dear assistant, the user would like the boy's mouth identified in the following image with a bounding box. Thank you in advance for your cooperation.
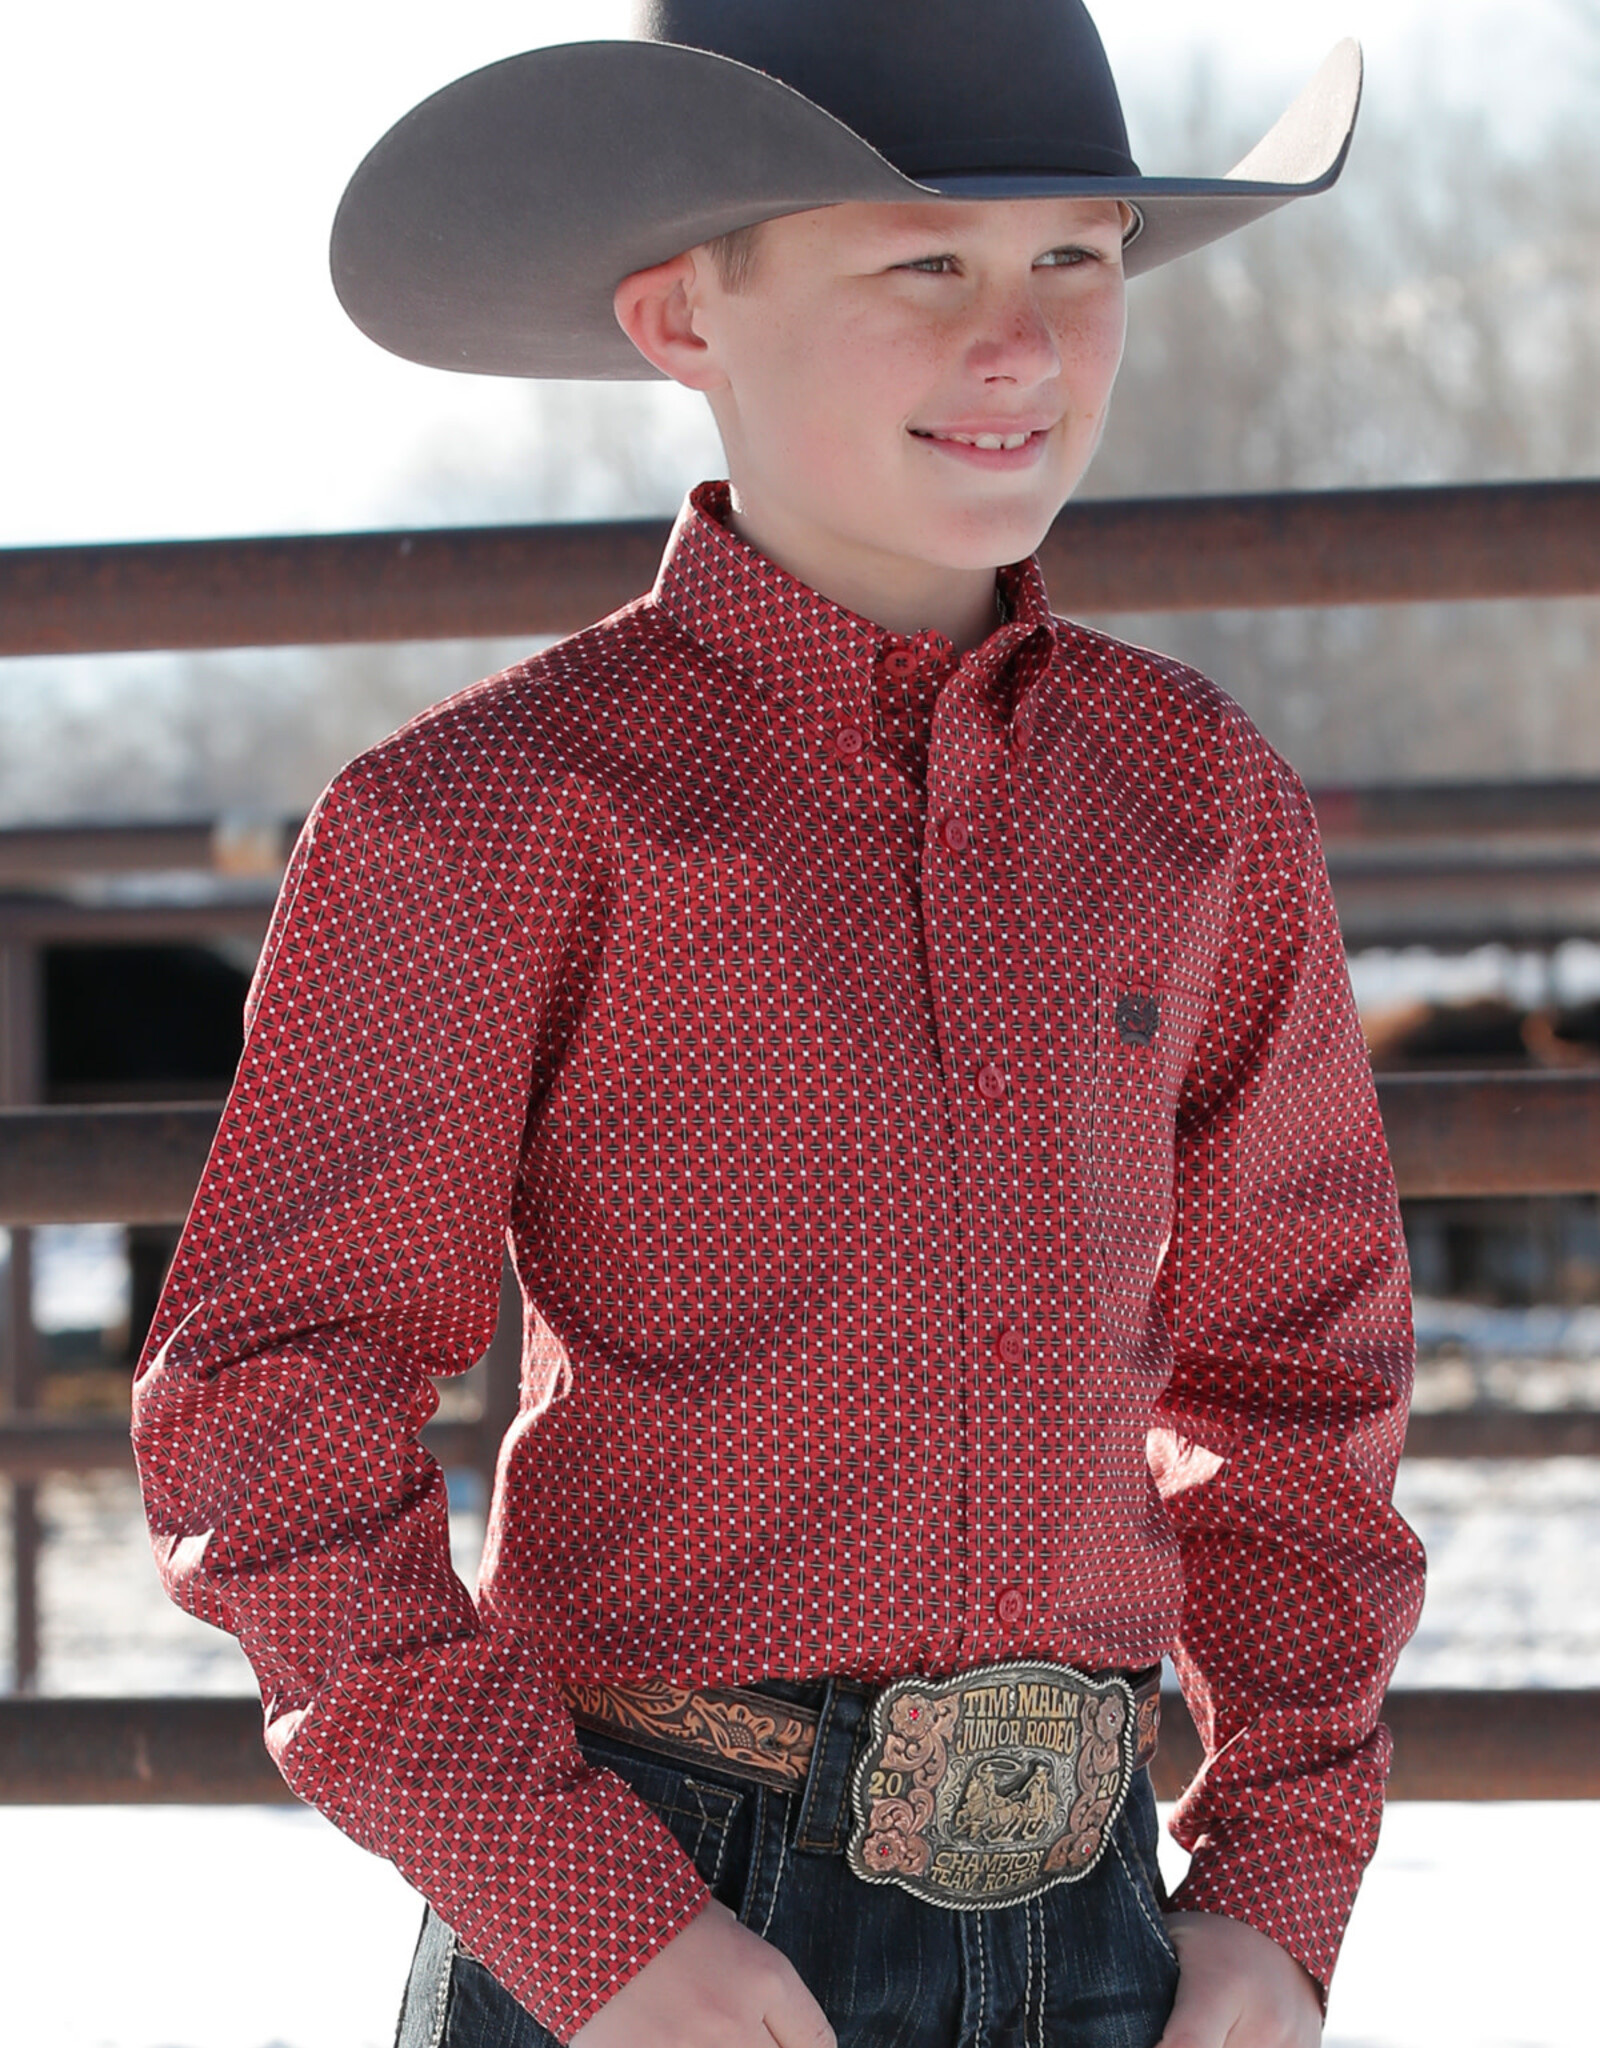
[909,424,1053,468]
[912,427,1043,451]
[916,429,1034,451]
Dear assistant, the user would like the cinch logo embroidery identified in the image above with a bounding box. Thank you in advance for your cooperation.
[1114,993,1160,1048]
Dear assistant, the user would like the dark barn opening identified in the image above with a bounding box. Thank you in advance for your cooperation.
[43,943,250,1357]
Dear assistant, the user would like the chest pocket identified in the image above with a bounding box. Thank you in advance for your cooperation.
[1085,971,1206,1315]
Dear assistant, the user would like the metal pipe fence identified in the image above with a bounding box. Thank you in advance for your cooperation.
[2,1686,1596,1805]
[11,780,1600,953]
[3,481,1597,657]
[2,481,1599,1797]
[6,1073,1599,1226]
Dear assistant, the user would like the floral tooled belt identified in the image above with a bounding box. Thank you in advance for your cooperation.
[561,1659,1161,1910]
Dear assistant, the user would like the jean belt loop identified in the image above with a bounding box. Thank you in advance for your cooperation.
[792,1678,874,1854]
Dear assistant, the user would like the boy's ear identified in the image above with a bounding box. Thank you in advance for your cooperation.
[613,252,722,390]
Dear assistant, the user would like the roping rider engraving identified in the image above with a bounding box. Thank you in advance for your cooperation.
[847,1663,1138,1909]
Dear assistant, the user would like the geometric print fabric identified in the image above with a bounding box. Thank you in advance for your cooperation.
[133,481,1423,2033]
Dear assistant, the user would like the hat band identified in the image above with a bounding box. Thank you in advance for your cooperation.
[894,138,1140,181]
[892,191,1145,252]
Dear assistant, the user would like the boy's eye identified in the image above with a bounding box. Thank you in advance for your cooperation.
[895,247,1100,275]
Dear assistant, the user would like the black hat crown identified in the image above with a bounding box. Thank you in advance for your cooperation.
[637,0,1139,183]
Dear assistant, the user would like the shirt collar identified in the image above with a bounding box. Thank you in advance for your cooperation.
[651,481,1059,752]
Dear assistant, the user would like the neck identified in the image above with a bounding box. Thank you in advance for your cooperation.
[724,491,1003,655]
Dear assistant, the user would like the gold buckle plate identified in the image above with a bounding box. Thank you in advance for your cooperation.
[846,1661,1137,1909]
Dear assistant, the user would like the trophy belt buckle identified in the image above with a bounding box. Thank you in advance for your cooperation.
[846,1660,1140,1910]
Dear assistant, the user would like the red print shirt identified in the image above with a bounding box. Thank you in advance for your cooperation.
[133,481,1423,2036]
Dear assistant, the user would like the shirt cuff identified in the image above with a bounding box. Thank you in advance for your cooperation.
[1165,1819,1369,2000]
[411,1771,712,2041]
[275,1679,713,2043]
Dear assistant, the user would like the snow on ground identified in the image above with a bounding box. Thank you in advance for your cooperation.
[1309,1804,1597,2048]
[0,1805,420,2048]
[1,1460,1595,2046]
[0,1798,1589,2048]
[1345,938,1600,1018]
[1390,1458,1600,1688]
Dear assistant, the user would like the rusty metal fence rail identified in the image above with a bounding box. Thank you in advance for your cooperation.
[4,480,1598,656]
[11,774,1600,956]
[2,1687,1596,1805]
[4,1075,1599,1475]
[7,1070,1600,1213]
[3,478,1600,1797]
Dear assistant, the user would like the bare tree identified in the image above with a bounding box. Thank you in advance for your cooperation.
[1077,72,1600,782]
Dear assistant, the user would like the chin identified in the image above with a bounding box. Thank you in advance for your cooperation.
[913,497,1064,571]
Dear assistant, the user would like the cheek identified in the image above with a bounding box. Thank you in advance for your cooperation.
[762,323,925,474]
[1052,311,1124,430]
[1081,295,1128,399]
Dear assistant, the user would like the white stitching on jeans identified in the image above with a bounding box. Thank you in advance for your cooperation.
[758,1816,789,1938]
[680,1781,731,1884]
[1023,1897,1037,2048]
[1031,1897,1047,2047]
[700,1788,730,1888]
[1113,1838,1180,1964]
[428,1918,457,2048]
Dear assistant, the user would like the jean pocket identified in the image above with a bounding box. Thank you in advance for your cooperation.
[576,1729,749,1897]
[1111,1774,1181,1971]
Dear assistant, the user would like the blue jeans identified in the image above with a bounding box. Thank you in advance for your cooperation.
[394,1678,1180,2048]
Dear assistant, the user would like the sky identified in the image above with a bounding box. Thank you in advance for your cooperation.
[0,0,1592,548]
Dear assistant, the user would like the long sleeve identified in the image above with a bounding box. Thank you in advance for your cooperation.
[131,752,709,2040]
[130,487,1430,2027]
[1152,750,1426,1991]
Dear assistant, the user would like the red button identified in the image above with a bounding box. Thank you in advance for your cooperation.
[832,723,866,758]
[940,815,970,853]
[883,648,918,678]
[995,1328,1025,1366]
[996,1587,1027,1627]
[976,1062,1007,1102]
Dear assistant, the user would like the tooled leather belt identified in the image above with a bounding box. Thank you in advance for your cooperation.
[561,1660,1164,1911]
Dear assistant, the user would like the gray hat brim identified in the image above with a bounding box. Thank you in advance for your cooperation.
[330,38,1362,380]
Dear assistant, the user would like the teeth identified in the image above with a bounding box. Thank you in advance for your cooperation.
[928,430,1034,450]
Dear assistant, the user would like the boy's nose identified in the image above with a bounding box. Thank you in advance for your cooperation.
[969,294,1061,387]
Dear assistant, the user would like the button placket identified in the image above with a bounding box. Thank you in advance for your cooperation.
[911,679,1021,1660]
[808,674,875,775]
[994,1326,1025,1367]
[995,1586,1028,1628]
[824,724,867,774]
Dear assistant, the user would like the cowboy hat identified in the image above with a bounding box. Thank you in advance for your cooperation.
[331,0,1363,381]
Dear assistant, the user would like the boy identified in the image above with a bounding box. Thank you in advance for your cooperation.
[132,6,1425,2046]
